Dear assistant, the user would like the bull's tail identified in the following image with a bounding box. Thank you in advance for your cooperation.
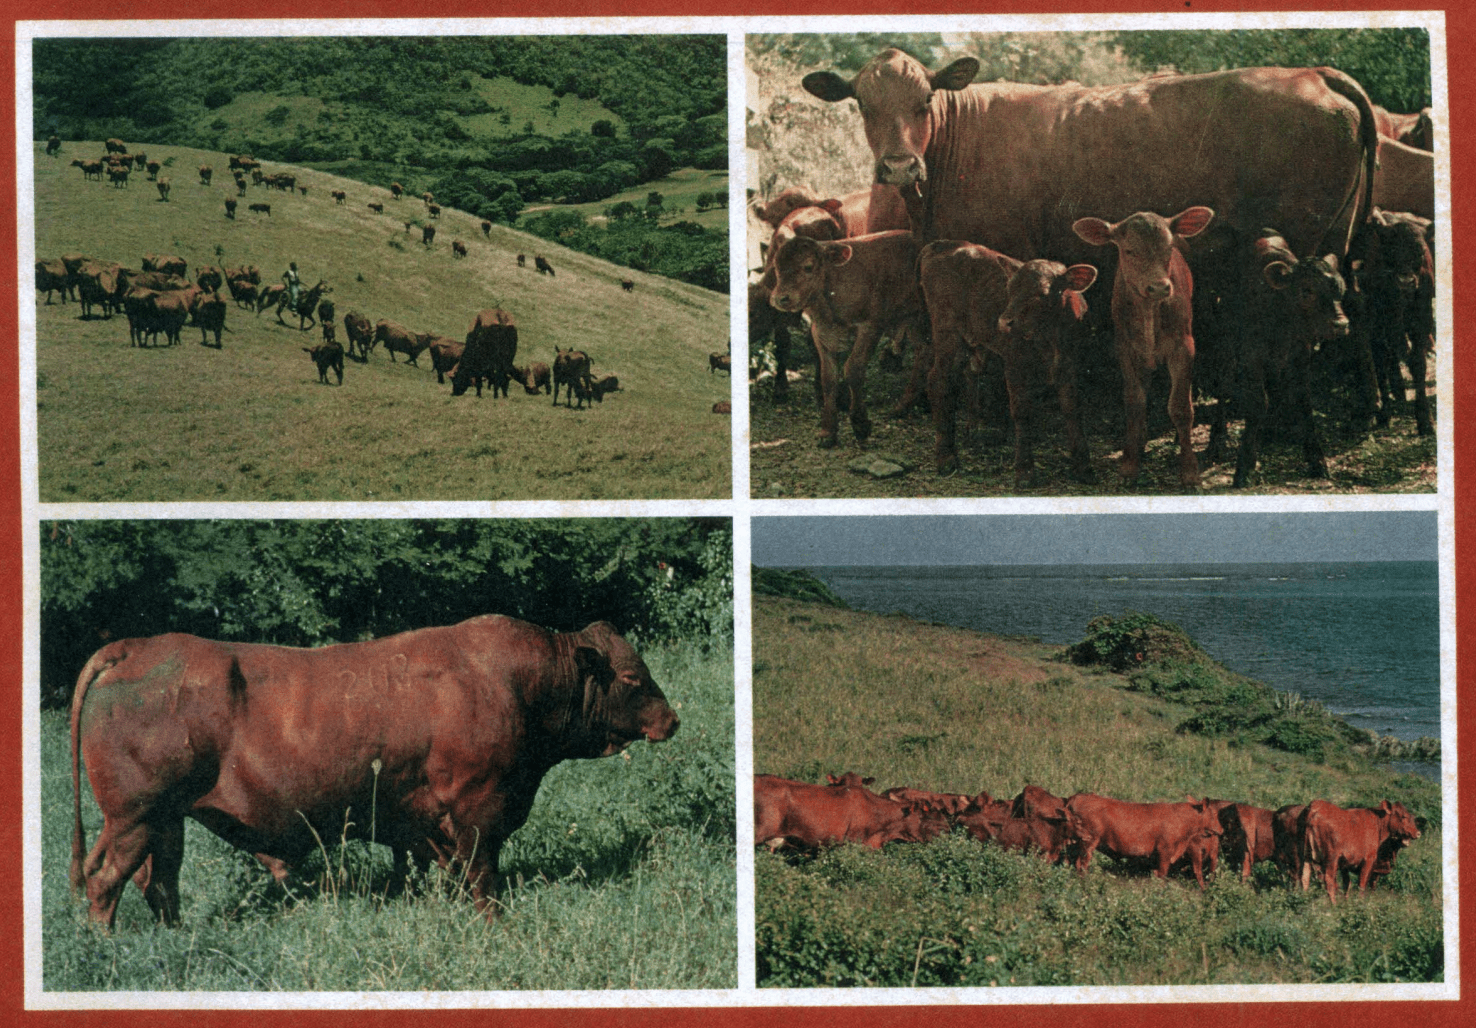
[69,642,127,893]
[1315,67,1380,256]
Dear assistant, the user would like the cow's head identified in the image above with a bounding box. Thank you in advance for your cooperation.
[1358,211,1431,297]
[1264,253,1350,341]
[803,48,978,189]
[573,622,679,757]
[769,235,849,313]
[1073,207,1214,302]
[825,772,874,789]
[1380,800,1422,845]
[998,260,1097,339]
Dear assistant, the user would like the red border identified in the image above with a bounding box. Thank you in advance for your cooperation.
[6,3,1469,1025]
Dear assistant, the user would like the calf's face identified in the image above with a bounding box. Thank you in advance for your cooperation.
[768,236,850,313]
[1264,254,1350,340]
[1073,208,1214,301]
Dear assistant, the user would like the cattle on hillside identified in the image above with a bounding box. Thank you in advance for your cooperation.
[452,240,468,259]
[426,337,466,385]
[511,362,551,395]
[1065,793,1223,889]
[198,165,212,186]
[343,311,375,361]
[224,198,237,219]
[36,259,73,304]
[552,347,594,408]
[68,618,678,927]
[422,224,436,247]
[754,774,948,852]
[46,134,61,156]
[1298,799,1421,902]
[303,340,345,385]
[332,190,346,204]
[375,319,430,365]
[248,203,271,217]
[452,309,518,398]
[535,255,555,276]
[192,291,227,348]
[481,220,492,237]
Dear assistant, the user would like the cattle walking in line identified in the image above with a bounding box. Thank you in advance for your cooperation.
[375,319,431,365]
[368,202,383,214]
[248,203,271,217]
[452,309,518,398]
[754,774,948,852]
[303,339,345,385]
[108,166,130,188]
[1298,799,1421,902]
[427,337,466,385]
[68,618,678,928]
[1065,793,1224,889]
[1073,207,1214,486]
[198,165,212,186]
[343,312,374,361]
[535,255,555,276]
[428,203,441,219]
[155,177,171,202]
[517,253,526,269]
[192,290,227,348]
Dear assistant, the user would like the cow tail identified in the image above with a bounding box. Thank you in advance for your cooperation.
[1316,67,1380,256]
[69,644,124,893]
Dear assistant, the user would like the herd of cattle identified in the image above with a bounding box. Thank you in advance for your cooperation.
[749,51,1437,488]
[755,773,1423,902]
[38,139,631,406]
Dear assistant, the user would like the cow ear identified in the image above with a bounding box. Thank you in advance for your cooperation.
[803,71,855,103]
[820,198,844,214]
[1072,217,1113,247]
[1171,206,1215,239]
[1062,290,1089,321]
[1263,261,1294,290]
[573,645,615,692]
[825,774,840,785]
[1064,263,1097,294]
[931,57,980,92]
[824,243,854,267]
[863,776,875,787]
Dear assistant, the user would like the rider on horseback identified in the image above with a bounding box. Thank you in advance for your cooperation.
[283,262,301,313]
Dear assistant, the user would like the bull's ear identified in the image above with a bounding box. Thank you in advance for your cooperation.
[931,57,980,92]
[803,71,855,103]
[1064,263,1097,294]
[573,645,615,692]
[1263,261,1294,290]
[1171,206,1215,239]
[1072,217,1113,247]
[1062,290,1088,321]
[825,774,841,785]
[824,243,854,266]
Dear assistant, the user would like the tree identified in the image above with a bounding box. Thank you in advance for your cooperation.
[591,119,616,138]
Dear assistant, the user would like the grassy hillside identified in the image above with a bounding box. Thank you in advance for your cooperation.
[33,142,732,502]
[44,642,735,991]
[752,594,1443,987]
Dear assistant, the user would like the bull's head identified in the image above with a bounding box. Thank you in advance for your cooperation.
[1264,253,1350,341]
[1073,207,1214,302]
[803,48,978,189]
[573,623,679,757]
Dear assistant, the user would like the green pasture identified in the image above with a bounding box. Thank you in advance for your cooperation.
[752,594,1444,987]
[33,142,731,502]
[43,643,736,992]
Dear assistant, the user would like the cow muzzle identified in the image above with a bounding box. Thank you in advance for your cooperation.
[876,154,925,187]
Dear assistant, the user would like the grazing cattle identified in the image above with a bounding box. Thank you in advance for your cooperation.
[1202,233,1351,486]
[46,134,61,156]
[572,373,621,406]
[248,203,271,216]
[68,618,676,928]
[198,165,212,186]
[1348,208,1436,436]
[192,290,227,348]
[72,159,103,181]
[303,340,345,385]
[36,259,73,304]
[1374,105,1434,152]
[517,254,526,269]
[768,230,925,448]
[960,808,1073,863]
[375,319,430,365]
[142,255,188,279]
[1372,138,1435,220]
[154,177,170,202]
[1065,793,1224,888]
[343,311,375,361]
[883,787,971,816]
[1011,785,1070,823]
[332,190,346,204]
[592,374,621,397]
[428,203,441,219]
[422,191,434,206]
[75,261,121,319]
[621,278,634,292]
[143,160,160,181]
[511,362,551,395]
[391,182,403,200]
[1073,207,1213,486]
[255,284,285,315]
[1272,804,1310,881]
[195,267,224,292]
[317,299,336,335]
[481,220,492,238]
[108,166,130,188]
[427,337,466,385]
[224,265,261,286]
[534,255,555,276]
[1298,799,1421,902]
[919,241,1098,481]
[124,287,190,346]
[235,175,247,196]
[226,277,258,310]
[452,240,468,259]
[224,198,237,219]
[104,137,126,154]
[1217,803,1276,882]
[422,224,436,247]
[712,401,732,414]
[368,202,384,214]
[552,347,594,408]
[299,186,309,198]
[452,309,518,398]
[753,774,948,852]
[709,353,731,375]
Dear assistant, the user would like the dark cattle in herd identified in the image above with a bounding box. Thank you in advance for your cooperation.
[517,254,526,269]
[452,240,468,259]
[535,255,555,276]
[452,308,518,398]
[919,240,1097,481]
[342,312,375,361]
[35,259,72,304]
[958,805,1073,864]
[768,230,925,448]
[375,319,430,366]
[302,340,344,385]
[46,134,61,155]
[754,774,948,852]
[224,198,237,219]
[248,203,271,216]
[427,337,466,385]
[422,224,436,247]
[1066,793,1223,889]
[332,190,346,204]
[69,617,678,927]
[1298,799,1421,902]
[1348,208,1436,436]
[511,362,551,395]
[198,165,212,186]
[552,347,594,408]
[142,254,189,279]
[1372,138,1435,221]
[368,202,384,214]
[709,353,731,375]
[1073,207,1213,486]
[481,220,492,237]
[192,291,227,348]
[621,278,634,292]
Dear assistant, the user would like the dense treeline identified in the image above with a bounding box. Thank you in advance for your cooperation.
[40,518,732,709]
[32,36,727,252]
[749,28,1430,110]
[522,208,728,292]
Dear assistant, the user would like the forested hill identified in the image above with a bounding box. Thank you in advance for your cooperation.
[32,36,725,224]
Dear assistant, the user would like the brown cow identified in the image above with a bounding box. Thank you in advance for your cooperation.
[75,261,121,319]
[142,255,188,279]
[107,166,130,188]
[1011,785,1070,823]
[426,337,466,385]
[422,224,436,247]
[368,202,384,214]
[621,278,634,292]
[303,340,345,385]
[753,774,947,852]
[1298,799,1421,902]
[428,203,441,219]
[534,255,555,276]
[225,276,258,310]
[343,311,375,361]
[234,175,248,196]
[959,808,1073,863]
[1348,208,1436,436]
[192,290,227,348]
[248,203,271,216]
[481,220,492,237]
[517,254,527,269]
[709,353,731,375]
[36,259,73,304]
[224,198,237,219]
[1065,793,1223,888]
[552,347,594,408]
[882,787,971,816]
[69,618,677,928]
[198,165,212,186]
[453,309,518,398]
[105,137,126,154]
[1372,138,1435,220]
[46,134,61,156]
[1217,803,1276,882]
[824,772,875,790]
[375,319,430,365]
[511,362,551,395]
[195,266,224,292]
[422,191,434,205]
[391,182,403,200]
[1373,105,1434,152]
[919,241,1098,481]
[332,190,346,204]
[712,401,732,414]
[223,265,261,286]
[1072,207,1213,486]
[452,240,468,259]
[768,229,925,448]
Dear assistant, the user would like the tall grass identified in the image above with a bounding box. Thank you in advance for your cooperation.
[32,141,731,502]
[752,596,1443,987]
[44,643,735,992]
